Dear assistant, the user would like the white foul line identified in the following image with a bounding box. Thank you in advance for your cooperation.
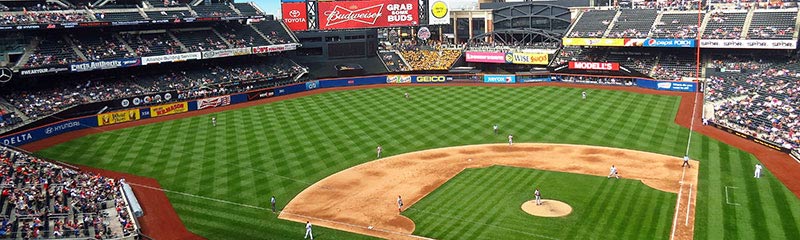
[670,181,684,240]
[685,183,693,226]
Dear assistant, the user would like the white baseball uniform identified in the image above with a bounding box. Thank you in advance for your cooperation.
[534,189,541,205]
[508,135,513,145]
[582,91,586,99]
[608,166,619,179]
[305,222,313,239]
[211,117,216,127]
[397,196,404,212]
[755,164,763,178]
[377,146,383,158]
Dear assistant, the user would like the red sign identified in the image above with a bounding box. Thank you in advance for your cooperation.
[318,0,418,30]
[282,2,308,31]
[568,62,620,71]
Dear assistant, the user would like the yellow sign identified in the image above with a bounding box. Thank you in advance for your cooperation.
[562,38,625,47]
[150,102,188,118]
[506,53,549,65]
[431,1,448,18]
[97,109,140,126]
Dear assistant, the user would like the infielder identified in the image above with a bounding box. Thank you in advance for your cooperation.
[304,221,313,239]
[493,124,499,134]
[508,134,513,146]
[582,91,587,100]
[608,165,619,179]
[211,117,217,127]
[682,155,691,168]
[754,163,763,178]
[270,196,276,213]
[534,188,542,205]
[397,195,404,212]
[377,145,383,159]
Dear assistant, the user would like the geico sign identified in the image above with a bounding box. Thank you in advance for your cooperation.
[416,76,446,82]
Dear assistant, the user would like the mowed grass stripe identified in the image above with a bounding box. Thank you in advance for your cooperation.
[36,86,800,240]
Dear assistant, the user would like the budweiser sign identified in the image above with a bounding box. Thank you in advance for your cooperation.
[319,0,418,30]
[568,61,620,71]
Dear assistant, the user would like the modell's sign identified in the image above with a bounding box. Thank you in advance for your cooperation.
[318,0,418,30]
[281,2,308,31]
[568,62,620,71]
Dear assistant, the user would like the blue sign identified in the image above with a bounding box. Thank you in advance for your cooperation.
[0,117,97,147]
[518,76,551,83]
[305,80,320,90]
[642,39,695,48]
[483,75,516,83]
[69,58,141,72]
[636,79,697,92]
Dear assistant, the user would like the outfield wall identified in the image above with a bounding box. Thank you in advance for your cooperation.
[0,75,698,147]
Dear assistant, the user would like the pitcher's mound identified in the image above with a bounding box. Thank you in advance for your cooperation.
[521,199,573,217]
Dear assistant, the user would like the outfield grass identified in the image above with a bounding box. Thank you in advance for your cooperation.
[36,86,800,239]
[404,166,677,240]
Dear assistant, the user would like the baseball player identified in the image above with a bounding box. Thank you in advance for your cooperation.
[377,145,383,159]
[304,221,313,239]
[754,163,763,178]
[508,134,513,146]
[211,117,217,127]
[397,195,404,212]
[582,91,587,100]
[270,196,276,213]
[493,124,499,134]
[404,92,409,99]
[534,188,542,205]
[608,165,620,179]
[682,155,691,168]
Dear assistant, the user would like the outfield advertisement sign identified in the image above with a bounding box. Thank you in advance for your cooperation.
[245,89,275,100]
[305,80,320,90]
[568,62,620,71]
[69,58,141,72]
[202,48,252,59]
[150,102,188,118]
[97,109,141,126]
[465,52,549,65]
[282,2,308,31]
[197,96,232,110]
[0,117,97,147]
[483,75,516,83]
[518,76,552,83]
[562,38,625,47]
[19,66,70,76]
[412,75,448,83]
[318,0,419,30]
[142,52,201,65]
[636,79,697,92]
[386,75,412,84]
[699,39,797,49]
[465,52,505,63]
[252,44,299,54]
[641,38,696,48]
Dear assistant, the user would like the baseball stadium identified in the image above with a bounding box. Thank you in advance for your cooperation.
[1,0,800,239]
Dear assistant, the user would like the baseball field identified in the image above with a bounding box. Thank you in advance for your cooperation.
[32,85,800,239]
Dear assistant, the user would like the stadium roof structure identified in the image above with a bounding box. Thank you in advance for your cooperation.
[467,28,563,46]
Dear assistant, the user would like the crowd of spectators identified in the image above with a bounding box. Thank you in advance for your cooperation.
[120,32,184,57]
[706,54,800,149]
[4,87,87,120]
[379,51,411,72]
[0,147,136,239]
[1,12,92,25]
[397,41,461,71]
[554,75,637,86]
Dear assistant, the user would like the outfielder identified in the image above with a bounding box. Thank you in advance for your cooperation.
[508,134,513,146]
[377,145,383,159]
[397,195,404,212]
[608,165,619,179]
[754,163,763,178]
[404,92,409,99]
[682,155,691,168]
[582,91,587,100]
[304,221,313,239]
[270,196,276,213]
[493,124,499,134]
[534,188,542,205]
[211,117,217,127]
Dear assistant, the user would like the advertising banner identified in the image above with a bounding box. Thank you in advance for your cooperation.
[428,0,451,25]
[0,117,97,146]
[246,88,275,100]
[483,75,516,83]
[386,75,412,83]
[318,0,419,30]
[518,76,552,83]
[412,75,448,83]
[568,62,620,71]
[252,44,298,53]
[142,52,201,65]
[19,66,70,76]
[97,109,141,126]
[197,95,232,110]
[465,52,506,63]
[636,79,697,92]
[150,102,188,118]
[70,58,141,72]
[699,39,797,49]
[201,47,252,59]
[639,38,696,48]
[562,38,625,47]
[305,80,320,90]
[282,2,308,31]
[505,53,548,65]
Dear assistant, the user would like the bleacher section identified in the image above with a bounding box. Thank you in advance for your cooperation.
[24,34,81,68]
[171,29,229,51]
[702,11,748,39]
[191,4,237,17]
[120,31,184,56]
[748,10,796,39]
[607,9,657,38]
[251,21,295,44]
[651,12,703,39]
[70,33,133,60]
[145,10,192,20]
[567,10,616,37]
[97,11,146,22]
[233,3,261,16]
[216,24,271,47]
